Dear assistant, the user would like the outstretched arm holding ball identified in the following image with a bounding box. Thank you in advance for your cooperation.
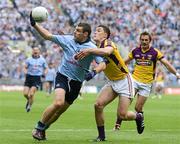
[30,8,52,40]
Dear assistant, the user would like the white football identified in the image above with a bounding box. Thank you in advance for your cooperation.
[32,6,48,22]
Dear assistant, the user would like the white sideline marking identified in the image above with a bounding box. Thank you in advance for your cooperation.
[0,129,179,132]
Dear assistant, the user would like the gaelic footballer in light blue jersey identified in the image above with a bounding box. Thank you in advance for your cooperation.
[24,47,48,113]
[31,21,106,141]
[25,55,48,76]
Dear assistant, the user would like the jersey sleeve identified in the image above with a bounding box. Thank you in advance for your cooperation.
[155,48,164,60]
[128,51,134,59]
[94,55,105,64]
[51,35,72,47]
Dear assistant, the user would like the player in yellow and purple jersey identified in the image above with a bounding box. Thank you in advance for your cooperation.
[75,25,144,141]
[113,31,180,133]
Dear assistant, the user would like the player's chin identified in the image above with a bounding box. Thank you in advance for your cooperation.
[74,35,79,41]
[93,37,98,42]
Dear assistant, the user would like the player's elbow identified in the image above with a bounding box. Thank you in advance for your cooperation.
[44,34,53,40]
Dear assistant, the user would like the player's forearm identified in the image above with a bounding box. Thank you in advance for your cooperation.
[163,62,177,76]
[34,24,52,40]
[160,58,177,76]
[89,48,111,56]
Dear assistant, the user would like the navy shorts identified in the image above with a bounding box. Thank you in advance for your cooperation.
[55,72,82,104]
[24,74,41,89]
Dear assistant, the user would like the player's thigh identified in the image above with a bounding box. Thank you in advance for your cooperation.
[29,86,37,96]
[96,85,117,107]
[23,86,30,95]
[54,88,66,104]
[45,82,50,88]
[117,96,131,114]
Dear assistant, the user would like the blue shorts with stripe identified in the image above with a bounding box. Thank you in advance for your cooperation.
[55,72,82,104]
[24,74,41,89]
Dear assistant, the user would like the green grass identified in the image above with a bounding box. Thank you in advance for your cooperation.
[0,91,180,144]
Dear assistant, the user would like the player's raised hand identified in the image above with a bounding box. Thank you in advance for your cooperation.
[30,11,36,26]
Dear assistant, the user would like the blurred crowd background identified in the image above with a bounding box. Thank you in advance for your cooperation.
[0,0,179,86]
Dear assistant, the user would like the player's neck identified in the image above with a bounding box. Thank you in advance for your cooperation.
[76,37,90,45]
[141,45,150,52]
[98,38,107,47]
[96,41,101,47]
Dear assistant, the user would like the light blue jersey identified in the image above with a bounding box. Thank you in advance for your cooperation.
[25,55,48,76]
[45,68,56,82]
[51,35,104,82]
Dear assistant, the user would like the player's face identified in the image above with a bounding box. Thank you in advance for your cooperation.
[32,48,40,57]
[140,35,150,47]
[74,26,86,42]
[93,27,107,43]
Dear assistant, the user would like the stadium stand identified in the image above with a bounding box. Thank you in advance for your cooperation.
[0,0,179,89]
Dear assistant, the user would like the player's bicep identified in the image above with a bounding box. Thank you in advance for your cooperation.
[159,58,169,65]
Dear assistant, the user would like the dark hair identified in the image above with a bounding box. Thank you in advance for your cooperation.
[140,31,152,42]
[98,25,111,39]
[77,23,91,37]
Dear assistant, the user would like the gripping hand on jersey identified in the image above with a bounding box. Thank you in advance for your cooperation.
[85,70,97,81]
[30,11,36,26]
[74,49,91,60]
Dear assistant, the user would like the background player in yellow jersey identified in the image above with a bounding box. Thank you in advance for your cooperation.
[152,69,165,99]
[75,25,144,141]
[113,31,180,132]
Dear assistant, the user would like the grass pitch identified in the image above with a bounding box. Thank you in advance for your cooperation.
[0,91,180,144]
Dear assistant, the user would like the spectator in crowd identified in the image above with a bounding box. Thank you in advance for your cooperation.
[1,0,180,87]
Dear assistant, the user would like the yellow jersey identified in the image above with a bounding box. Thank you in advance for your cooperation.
[129,46,164,84]
[99,39,128,80]
[155,72,165,82]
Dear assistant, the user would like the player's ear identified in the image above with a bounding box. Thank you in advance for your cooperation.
[104,33,108,39]
[84,31,88,37]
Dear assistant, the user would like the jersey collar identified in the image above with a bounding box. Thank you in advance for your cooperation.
[75,37,91,45]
